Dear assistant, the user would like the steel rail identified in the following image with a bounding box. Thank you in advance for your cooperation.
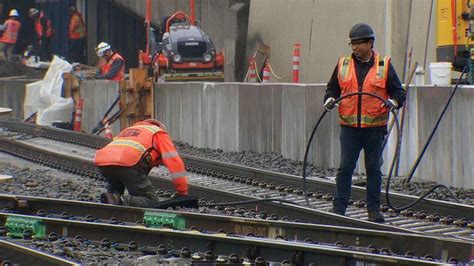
[0,121,473,247]
[1,119,471,220]
[0,128,473,242]
[0,194,472,262]
[180,154,473,221]
[0,212,454,265]
[0,239,80,265]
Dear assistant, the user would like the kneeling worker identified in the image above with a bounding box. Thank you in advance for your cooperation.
[94,119,188,207]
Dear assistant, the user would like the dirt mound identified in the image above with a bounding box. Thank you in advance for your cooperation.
[0,60,47,79]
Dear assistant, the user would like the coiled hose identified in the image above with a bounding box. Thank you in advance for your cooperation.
[302,88,462,211]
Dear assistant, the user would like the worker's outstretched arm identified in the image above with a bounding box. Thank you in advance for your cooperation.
[153,132,188,195]
[96,59,123,79]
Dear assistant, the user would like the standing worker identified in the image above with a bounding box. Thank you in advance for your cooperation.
[0,9,21,60]
[324,23,405,223]
[94,42,125,80]
[94,119,189,207]
[29,8,53,61]
[67,6,86,64]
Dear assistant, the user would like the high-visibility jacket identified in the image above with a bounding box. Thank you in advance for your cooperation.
[100,52,125,81]
[68,12,86,39]
[337,52,390,128]
[94,122,188,195]
[35,12,53,38]
[0,19,21,44]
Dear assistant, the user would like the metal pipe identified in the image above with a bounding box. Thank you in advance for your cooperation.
[190,0,195,25]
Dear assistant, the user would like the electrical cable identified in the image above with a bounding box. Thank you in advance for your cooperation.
[405,66,468,184]
[202,79,466,210]
[302,90,461,212]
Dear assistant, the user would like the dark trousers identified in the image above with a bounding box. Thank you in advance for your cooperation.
[37,36,52,61]
[333,126,385,213]
[99,165,160,208]
[68,38,86,64]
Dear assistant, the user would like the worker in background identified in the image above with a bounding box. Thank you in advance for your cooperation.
[0,9,21,60]
[94,42,125,80]
[324,23,405,223]
[28,8,53,61]
[67,6,86,64]
[94,119,189,207]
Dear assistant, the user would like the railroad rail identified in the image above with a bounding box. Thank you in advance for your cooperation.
[0,238,80,265]
[0,194,472,262]
[0,197,463,265]
[0,120,473,262]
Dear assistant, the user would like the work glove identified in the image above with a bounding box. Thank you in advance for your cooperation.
[382,99,398,110]
[172,176,188,196]
[324,97,337,111]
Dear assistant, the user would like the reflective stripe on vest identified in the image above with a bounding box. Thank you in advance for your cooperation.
[94,124,161,167]
[107,139,147,153]
[0,19,20,44]
[337,52,390,128]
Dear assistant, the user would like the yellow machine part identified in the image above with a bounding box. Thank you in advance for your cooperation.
[436,0,472,47]
[436,0,474,70]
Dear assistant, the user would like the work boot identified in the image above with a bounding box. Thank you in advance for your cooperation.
[368,210,385,223]
[100,193,123,205]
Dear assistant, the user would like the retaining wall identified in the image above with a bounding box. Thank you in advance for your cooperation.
[0,79,37,119]
[155,82,474,189]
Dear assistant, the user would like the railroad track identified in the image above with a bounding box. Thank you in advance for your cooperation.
[0,195,465,265]
[0,239,80,266]
[0,120,473,260]
[0,194,472,262]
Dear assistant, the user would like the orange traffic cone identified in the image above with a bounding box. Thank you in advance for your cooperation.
[247,57,257,83]
[262,61,271,83]
[73,99,84,132]
[105,123,113,139]
[292,42,301,83]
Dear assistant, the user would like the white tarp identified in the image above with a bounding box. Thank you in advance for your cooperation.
[23,56,73,126]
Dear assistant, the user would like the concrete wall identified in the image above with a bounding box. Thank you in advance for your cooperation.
[246,0,435,83]
[155,82,474,189]
[79,80,121,136]
[0,79,37,119]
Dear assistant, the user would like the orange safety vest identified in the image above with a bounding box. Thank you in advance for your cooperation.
[35,12,53,38]
[95,124,162,167]
[94,122,188,195]
[0,19,21,44]
[100,52,125,81]
[68,12,86,39]
[337,52,390,128]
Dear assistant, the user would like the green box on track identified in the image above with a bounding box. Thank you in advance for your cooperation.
[144,211,185,230]
[5,216,46,239]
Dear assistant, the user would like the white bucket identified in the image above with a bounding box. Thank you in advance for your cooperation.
[429,62,452,85]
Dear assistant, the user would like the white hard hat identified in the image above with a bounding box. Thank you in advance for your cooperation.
[9,9,19,17]
[95,42,111,57]
[28,8,39,17]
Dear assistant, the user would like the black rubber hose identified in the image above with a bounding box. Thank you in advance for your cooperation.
[385,67,468,211]
[405,66,468,183]
[302,92,396,206]
[301,90,461,211]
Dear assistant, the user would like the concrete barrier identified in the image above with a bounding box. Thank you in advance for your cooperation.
[0,79,38,119]
[155,82,474,188]
[79,80,121,135]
